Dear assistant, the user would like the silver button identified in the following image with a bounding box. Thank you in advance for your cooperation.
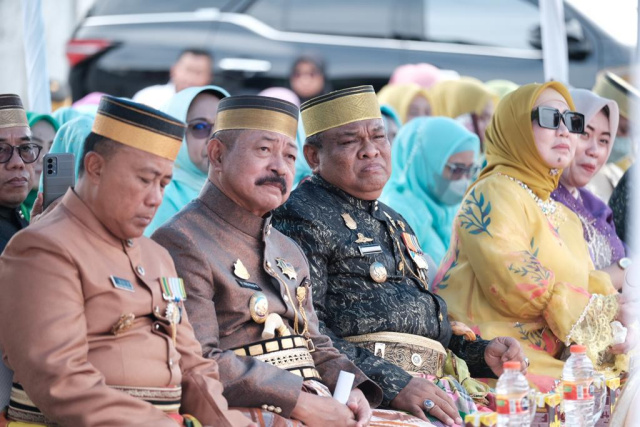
[136,265,145,276]
[126,239,134,247]
[411,353,423,367]
[283,295,289,303]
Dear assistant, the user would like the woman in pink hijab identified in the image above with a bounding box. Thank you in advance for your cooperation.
[389,63,442,89]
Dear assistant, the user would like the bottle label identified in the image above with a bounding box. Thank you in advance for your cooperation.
[496,393,529,415]
[563,380,594,400]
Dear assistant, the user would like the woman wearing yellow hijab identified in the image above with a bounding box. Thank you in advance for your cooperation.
[430,78,498,150]
[377,83,435,124]
[433,82,630,392]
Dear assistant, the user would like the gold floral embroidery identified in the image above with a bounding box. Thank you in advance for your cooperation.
[566,294,618,368]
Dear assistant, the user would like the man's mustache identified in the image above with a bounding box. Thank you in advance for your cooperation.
[255,175,287,195]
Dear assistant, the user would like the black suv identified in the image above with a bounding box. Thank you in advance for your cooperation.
[67,0,631,100]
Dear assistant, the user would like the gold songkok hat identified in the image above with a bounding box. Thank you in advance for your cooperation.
[592,66,640,120]
[300,85,382,137]
[0,94,28,129]
[92,95,185,161]
[213,95,299,140]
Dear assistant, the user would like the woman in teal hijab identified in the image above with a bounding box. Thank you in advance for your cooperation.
[145,85,229,236]
[21,112,60,219]
[381,117,480,265]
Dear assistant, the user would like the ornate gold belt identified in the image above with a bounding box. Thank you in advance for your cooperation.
[232,334,322,381]
[344,331,447,377]
[7,382,182,425]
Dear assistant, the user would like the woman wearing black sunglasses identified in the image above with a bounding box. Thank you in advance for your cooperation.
[145,85,230,236]
[434,82,632,393]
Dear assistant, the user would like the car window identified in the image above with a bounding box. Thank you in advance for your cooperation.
[89,0,231,15]
[425,0,541,50]
[247,0,402,38]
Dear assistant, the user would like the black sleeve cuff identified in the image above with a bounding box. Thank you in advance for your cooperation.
[448,335,497,379]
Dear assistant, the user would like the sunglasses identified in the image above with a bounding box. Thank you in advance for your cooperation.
[445,163,480,179]
[531,107,584,134]
[0,142,43,164]
[187,121,214,140]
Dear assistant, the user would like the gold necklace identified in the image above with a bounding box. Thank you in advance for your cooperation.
[498,174,557,217]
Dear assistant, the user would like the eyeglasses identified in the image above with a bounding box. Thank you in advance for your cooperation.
[0,142,43,164]
[187,121,214,140]
[445,163,480,179]
[531,107,584,134]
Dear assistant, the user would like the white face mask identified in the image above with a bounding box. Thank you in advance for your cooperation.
[433,176,470,205]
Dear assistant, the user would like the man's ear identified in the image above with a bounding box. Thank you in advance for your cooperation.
[83,151,105,184]
[303,144,320,173]
[207,137,227,177]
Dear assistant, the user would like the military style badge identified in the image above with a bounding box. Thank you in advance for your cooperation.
[355,233,374,244]
[111,313,135,336]
[233,259,251,280]
[341,212,357,230]
[369,262,388,283]
[275,257,297,281]
[249,292,269,323]
[165,301,182,345]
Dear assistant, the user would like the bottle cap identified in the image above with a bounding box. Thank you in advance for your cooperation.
[570,344,587,353]
[503,361,521,370]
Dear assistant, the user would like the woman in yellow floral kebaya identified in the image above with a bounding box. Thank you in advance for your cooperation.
[433,81,629,392]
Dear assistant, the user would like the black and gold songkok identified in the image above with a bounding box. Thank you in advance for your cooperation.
[213,95,299,140]
[300,85,382,137]
[92,95,185,161]
[0,94,28,129]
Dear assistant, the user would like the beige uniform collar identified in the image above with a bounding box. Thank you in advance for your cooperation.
[59,189,125,248]
[198,180,271,240]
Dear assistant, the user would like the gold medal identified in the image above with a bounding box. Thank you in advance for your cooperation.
[233,259,251,280]
[369,262,388,283]
[341,213,357,230]
[275,257,297,281]
[355,233,374,244]
[249,292,269,323]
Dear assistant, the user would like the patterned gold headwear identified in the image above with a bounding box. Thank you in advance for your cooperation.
[592,66,640,120]
[92,95,185,161]
[213,95,299,140]
[0,94,28,130]
[300,85,382,137]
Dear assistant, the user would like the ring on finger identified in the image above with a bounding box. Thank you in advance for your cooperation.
[423,399,435,412]
[524,357,530,368]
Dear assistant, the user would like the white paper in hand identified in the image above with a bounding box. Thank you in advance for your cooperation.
[333,371,355,404]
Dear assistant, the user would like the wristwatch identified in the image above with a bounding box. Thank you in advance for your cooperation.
[618,257,632,270]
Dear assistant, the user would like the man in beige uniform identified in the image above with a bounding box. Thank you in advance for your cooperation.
[153,96,383,426]
[0,96,251,426]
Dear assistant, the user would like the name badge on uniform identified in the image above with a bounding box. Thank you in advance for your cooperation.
[236,279,262,291]
[110,276,134,292]
[161,277,187,302]
[358,244,383,256]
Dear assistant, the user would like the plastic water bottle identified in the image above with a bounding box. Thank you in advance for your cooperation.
[496,361,531,427]
[563,344,596,427]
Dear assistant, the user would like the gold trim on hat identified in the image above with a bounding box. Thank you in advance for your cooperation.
[213,108,298,140]
[92,114,181,161]
[0,108,28,129]
[302,92,382,137]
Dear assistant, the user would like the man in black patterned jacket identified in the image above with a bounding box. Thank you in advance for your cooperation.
[273,86,527,426]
